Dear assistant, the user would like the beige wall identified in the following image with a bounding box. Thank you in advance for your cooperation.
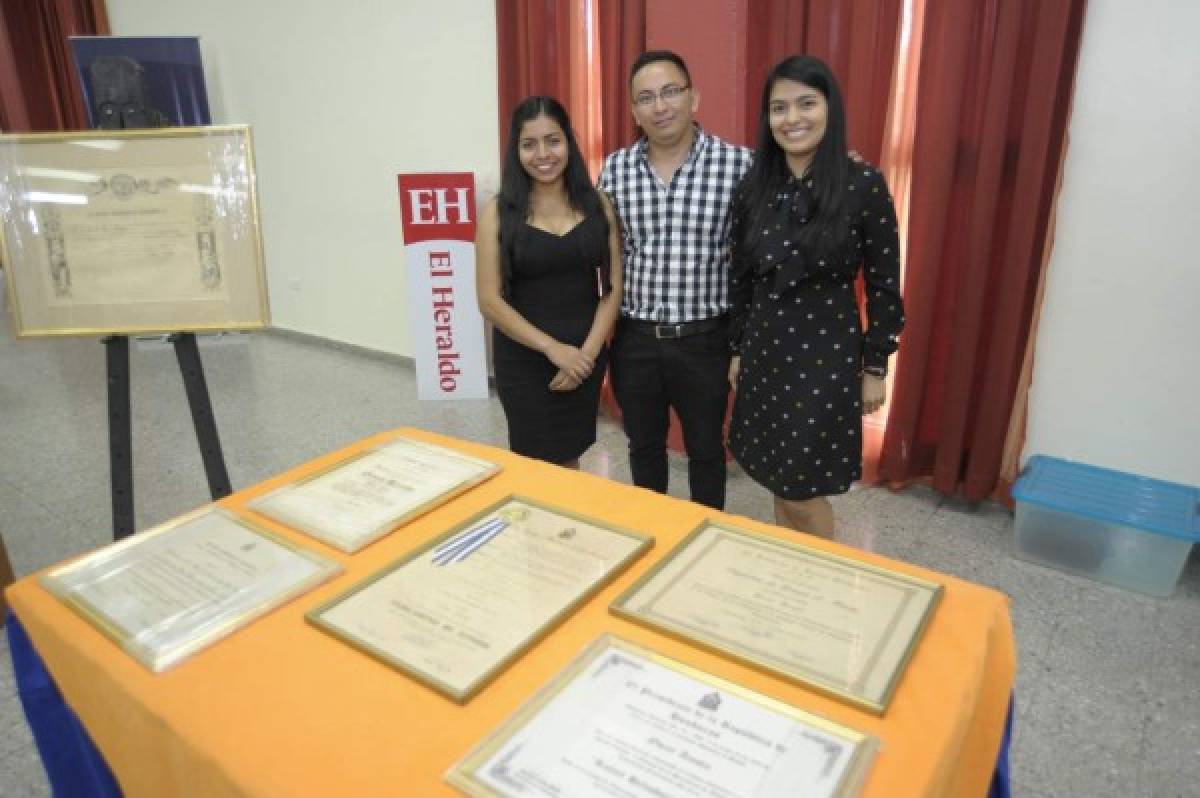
[1025,0,1200,485]
[106,0,500,356]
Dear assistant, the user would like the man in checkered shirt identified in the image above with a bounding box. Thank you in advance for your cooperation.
[598,51,752,510]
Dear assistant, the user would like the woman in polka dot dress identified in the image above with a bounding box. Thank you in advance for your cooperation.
[728,55,904,538]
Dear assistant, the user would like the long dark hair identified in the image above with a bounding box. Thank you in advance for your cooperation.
[737,56,849,265]
[497,96,609,292]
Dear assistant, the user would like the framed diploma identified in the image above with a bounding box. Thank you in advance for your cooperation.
[0,125,269,336]
[40,505,341,672]
[447,635,878,798]
[611,521,942,714]
[307,497,652,703]
[248,435,500,553]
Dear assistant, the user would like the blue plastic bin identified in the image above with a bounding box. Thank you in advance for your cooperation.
[1012,456,1200,597]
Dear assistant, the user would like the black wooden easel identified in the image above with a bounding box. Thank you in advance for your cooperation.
[90,64,233,541]
[104,332,231,540]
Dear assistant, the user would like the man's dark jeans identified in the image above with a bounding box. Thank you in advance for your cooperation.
[609,318,730,510]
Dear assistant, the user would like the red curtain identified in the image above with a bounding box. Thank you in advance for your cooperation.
[878,0,1087,501]
[744,0,902,163]
[596,0,645,155]
[591,0,645,422]
[494,0,573,155]
[0,0,109,132]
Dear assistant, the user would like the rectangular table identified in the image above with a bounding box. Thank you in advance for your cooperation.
[5,428,1016,797]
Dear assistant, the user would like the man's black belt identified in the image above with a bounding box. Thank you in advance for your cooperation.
[624,315,726,339]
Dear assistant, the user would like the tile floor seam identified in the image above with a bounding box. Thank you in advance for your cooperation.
[1132,708,1154,798]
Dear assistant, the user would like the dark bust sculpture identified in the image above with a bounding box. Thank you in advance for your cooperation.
[89,55,169,129]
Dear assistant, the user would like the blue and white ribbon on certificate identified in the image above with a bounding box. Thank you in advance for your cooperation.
[431,518,508,566]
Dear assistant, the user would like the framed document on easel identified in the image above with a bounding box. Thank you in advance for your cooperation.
[0,125,269,337]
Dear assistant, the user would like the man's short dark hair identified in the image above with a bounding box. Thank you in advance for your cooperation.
[629,50,692,89]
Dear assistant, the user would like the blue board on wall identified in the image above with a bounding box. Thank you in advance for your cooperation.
[69,36,211,127]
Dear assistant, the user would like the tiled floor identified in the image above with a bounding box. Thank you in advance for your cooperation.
[2,310,1198,796]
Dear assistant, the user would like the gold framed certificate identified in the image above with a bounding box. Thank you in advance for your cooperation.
[248,435,500,553]
[611,521,942,714]
[307,496,652,703]
[40,505,341,672]
[447,635,878,798]
[0,125,269,336]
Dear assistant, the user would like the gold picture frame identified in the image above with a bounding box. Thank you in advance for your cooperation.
[447,635,879,798]
[307,495,652,704]
[0,125,270,336]
[41,505,341,672]
[248,434,501,553]
[610,520,943,714]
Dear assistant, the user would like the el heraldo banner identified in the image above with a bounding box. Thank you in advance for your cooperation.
[398,173,488,400]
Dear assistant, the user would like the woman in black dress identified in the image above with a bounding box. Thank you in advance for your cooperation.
[728,56,904,537]
[477,97,622,467]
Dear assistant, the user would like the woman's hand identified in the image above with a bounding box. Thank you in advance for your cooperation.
[544,342,593,382]
[548,369,581,392]
[728,356,741,390]
[862,373,887,414]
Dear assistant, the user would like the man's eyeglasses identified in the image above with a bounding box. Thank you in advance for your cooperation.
[633,84,690,108]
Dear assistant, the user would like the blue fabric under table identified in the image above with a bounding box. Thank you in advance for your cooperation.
[988,694,1015,798]
[6,612,120,798]
[6,609,1014,797]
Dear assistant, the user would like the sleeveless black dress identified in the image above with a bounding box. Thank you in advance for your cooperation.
[494,216,608,463]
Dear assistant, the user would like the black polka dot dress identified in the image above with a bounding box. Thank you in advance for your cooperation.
[728,160,904,499]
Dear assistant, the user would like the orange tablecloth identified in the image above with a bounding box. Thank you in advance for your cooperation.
[6,428,1015,797]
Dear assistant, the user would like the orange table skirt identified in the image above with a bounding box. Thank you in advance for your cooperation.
[6,428,1015,797]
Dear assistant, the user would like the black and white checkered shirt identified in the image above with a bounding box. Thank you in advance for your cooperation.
[598,127,752,323]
